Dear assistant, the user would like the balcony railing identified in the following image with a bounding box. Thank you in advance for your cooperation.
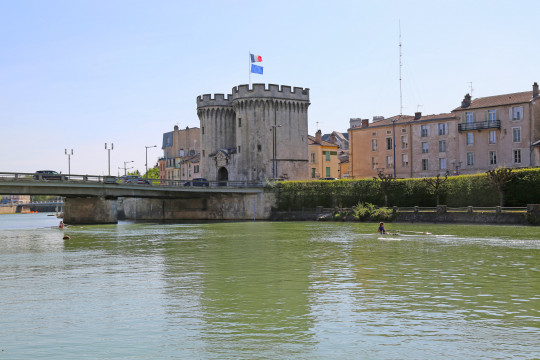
[458,120,500,132]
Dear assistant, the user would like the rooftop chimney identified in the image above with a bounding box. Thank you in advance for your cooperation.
[461,93,472,108]
[315,129,322,143]
[414,112,422,120]
[361,119,369,128]
[533,82,539,98]
[330,133,336,144]
[174,125,179,131]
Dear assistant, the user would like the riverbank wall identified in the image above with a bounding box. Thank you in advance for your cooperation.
[271,205,540,225]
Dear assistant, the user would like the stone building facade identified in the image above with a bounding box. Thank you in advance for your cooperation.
[348,82,540,179]
[349,113,458,179]
[159,125,201,181]
[196,84,310,181]
[452,83,540,174]
[308,130,340,179]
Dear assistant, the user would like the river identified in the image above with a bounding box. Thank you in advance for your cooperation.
[0,213,539,359]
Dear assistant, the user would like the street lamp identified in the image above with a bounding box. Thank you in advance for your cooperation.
[123,161,134,176]
[64,148,73,177]
[105,143,114,176]
[145,145,157,178]
[270,125,282,179]
[392,118,397,177]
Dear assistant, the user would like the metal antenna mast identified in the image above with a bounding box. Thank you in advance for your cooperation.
[468,82,474,97]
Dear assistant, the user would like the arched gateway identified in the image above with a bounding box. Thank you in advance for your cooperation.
[218,167,228,181]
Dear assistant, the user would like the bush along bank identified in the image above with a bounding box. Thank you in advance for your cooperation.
[267,168,540,225]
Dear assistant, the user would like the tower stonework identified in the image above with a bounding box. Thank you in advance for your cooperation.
[196,84,310,182]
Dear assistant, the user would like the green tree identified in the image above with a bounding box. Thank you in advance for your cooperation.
[373,171,396,207]
[144,166,160,179]
[423,174,448,206]
[486,168,517,207]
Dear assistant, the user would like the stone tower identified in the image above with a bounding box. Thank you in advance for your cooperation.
[196,84,310,182]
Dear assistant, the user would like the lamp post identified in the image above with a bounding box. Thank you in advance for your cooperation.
[392,119,397,177]
[64,148,73,178]
[105,143,114,176]
[270,125,282,179]
[145,145,157,178]
[123,161,134,176]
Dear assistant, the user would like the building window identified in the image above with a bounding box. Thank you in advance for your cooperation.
[439,158,447,170]
[467,152,474,166]
[238,146,241,153]
[421,125,429,137]
[401,128,407,133]
[386,130,392,135]
[489,151,497,165]
[372,132,377,136]
[372,139,378,151]
[438,123,447,136]
[466,112,474,123]
[202,150,205,157]
[422,159,429,171]
[326,167,331,177]
[401,135,407,149]
[467,132,474,145]
[386,137,393,150]
[512,106,523,120]
[202,127,205,135]
[371,157,376,169]
[488,109,497,122]
[402,154,408,167]
[514,149,522,164]
[194,165,199,173]
[489,130,497,144]
[512,127,521,142]
[311,168,316,178]
[386,156,393,168]
[422,142,429,153]
[439,140,446,152]
[257,144,262,152]
[179,149,185,157]
[311,153,315,163]
[238,118,242,127]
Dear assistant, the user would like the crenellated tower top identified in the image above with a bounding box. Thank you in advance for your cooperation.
[196,84,309,109]
[196,93,233,108]
[232,83,309,102]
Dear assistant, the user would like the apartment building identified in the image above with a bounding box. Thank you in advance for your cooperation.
[348,82,540,179]
[308,130,340,179]
[349,113,458,178]
[452,83,540,173]
[159,125,201,181]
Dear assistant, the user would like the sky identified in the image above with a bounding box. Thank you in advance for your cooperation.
[1,0,539,176]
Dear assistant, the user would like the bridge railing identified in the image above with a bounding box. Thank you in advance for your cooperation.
[0,172,265,188]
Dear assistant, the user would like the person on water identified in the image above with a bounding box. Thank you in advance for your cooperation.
[378,222,386,234]
[59,220,64,229]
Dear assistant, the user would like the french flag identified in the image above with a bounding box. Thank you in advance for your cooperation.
[250,54,262,63]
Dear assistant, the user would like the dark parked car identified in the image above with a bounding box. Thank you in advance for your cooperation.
[184,178,209,187]
[33,170,63,180]
[320,177,337,181]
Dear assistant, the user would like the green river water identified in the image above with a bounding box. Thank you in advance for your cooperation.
[0,213,539,359]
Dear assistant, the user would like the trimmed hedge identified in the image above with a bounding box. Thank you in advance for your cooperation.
[269,168,540,210]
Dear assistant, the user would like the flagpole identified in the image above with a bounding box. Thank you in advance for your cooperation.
[248,52,251,86]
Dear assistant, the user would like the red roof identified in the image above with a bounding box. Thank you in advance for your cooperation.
[453,91,533,111]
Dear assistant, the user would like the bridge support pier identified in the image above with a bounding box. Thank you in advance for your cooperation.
[63,197,118,225]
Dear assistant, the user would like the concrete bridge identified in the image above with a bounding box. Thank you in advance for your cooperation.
[0,172,274,224]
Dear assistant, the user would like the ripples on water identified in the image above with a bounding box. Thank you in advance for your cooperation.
[0,214,539,359]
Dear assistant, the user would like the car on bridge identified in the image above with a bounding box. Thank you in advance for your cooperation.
[184,178,209,187]
[33,170,64,180]
[120,175,152,185]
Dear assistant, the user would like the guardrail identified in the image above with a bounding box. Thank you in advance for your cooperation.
[0,172,265,189]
